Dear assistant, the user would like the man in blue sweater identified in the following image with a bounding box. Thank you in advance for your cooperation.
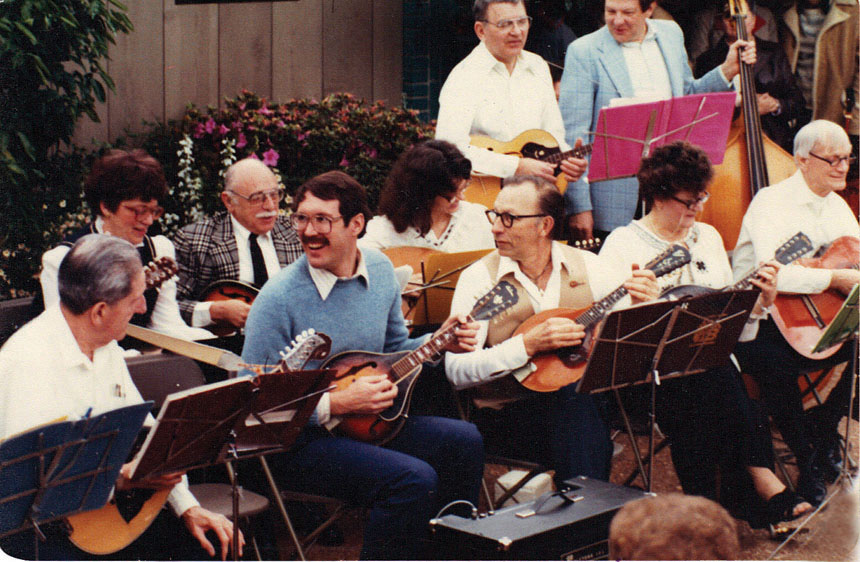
[242,171,484,560]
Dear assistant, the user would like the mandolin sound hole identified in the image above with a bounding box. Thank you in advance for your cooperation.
[557,346,584,367]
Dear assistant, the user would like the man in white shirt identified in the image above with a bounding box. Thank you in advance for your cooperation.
[446,176,658,483]
[0,235,241,560]
[559,0,755,242]
[174,158,303,335]
[733,119,859,505]
[435,0,587,187]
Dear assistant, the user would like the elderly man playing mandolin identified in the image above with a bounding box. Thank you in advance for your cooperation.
[733,120,860,505]
[445,176,659,484]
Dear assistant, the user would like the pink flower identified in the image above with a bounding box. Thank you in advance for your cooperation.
[218,124,230,136]
[262,148,279,167]
[248,153,260,160]
[339,156,350,167]
[364,147,378,158]
[232,121,243,131]
[193,123,205,139]
[204,118,216,134]
[258,105,273,116]
[236,132,247,149]
[296,132,308,142]
[238,103,246,111]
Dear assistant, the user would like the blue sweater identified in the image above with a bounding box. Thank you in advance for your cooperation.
[242,249,423,369]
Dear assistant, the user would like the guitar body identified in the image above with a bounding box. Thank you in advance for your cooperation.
[772,236,859,359]
[67,488,170,555]
[470,129,569,191]
[200,280,259,337]
[323,350,420,445]
[511,308,597,392]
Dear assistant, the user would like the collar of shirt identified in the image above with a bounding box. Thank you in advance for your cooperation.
[47,305,97,371]
[495,242,570,304]
[790,170,832,212]
[474,40,539,77]
[94,216,145,248]
[620,22,658,48]
[307,249,370,301]
[230,214,273,247]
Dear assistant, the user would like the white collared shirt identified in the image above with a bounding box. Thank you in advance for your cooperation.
[0,306,199,516]
[733,171,860,294]
[436,42,571,178]
[445,242,628,388]
[230,215,281,284]
[620,24,673,102]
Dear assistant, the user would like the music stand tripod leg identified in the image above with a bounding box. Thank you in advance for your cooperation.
[258,456,306,561]
[615,387,650,490]
[837,343,859,485]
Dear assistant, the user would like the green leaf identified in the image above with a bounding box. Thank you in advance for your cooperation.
[13,22,38,45]
[15,133,36,161]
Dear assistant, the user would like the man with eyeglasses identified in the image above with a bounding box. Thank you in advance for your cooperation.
[40,149,213,342]
[445,175,659,486]
[173,157,302,334]
[435,0,588,186]
[241,171,485,560]
[559,0,756,243]
[732,119,860,505]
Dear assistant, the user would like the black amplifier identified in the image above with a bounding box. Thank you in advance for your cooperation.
[429,476,651,560]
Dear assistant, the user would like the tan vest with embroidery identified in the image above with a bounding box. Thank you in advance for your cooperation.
[474,244,595,408]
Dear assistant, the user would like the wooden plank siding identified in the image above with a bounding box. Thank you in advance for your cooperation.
[72,0,403,148]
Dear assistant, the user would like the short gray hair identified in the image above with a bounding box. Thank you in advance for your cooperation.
[500,175,565,239]
[473,0,524,21]
[58,234,143,315]
[794,120,851,157]
[223,157,276,195]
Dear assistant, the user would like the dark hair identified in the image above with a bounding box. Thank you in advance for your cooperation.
[84,149,168,217]
[609,494,740,560]
[58,234,142,315]
[473,0,524,21]
[376,140,472,236]
[637,141,713,207]
[501,175,565,240]
[293,171,372,237]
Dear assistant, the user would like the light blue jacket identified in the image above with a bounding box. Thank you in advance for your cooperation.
[559,19,730,232]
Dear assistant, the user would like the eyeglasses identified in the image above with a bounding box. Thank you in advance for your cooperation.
[228,188,285,206]
[437,186,467,205]
[120,203,164,220]
[479,15,532,31]
[669,192,710,210]
[290,213,343,234]
[808,152,856,168]
[485,209,547,228]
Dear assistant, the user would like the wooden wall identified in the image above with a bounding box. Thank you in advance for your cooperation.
[73,0,403,148]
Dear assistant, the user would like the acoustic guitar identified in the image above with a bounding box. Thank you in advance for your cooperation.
[511,245,692,393]
[465,129,593,207]
[772,235,859,359]
[199,279,260,337]
[67,332,331,555]
[323,280,518,444]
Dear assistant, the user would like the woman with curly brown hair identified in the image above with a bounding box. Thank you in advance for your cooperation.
[361,140,494,252]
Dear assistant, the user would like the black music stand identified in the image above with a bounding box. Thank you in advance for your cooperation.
[577,289,759,491]
[0,403,151,559]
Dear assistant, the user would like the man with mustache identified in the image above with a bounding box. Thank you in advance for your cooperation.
[174,157,303,335]
[435,0,587,187]
[241,171,485,560]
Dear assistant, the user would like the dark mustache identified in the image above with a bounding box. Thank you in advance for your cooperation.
[301,236,329,246]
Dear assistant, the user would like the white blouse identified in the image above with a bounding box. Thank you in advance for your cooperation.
[360,200,495,253]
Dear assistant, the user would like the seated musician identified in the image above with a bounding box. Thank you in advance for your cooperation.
[40,149,212,341]
[0,235,241,561]
[361,140,494,252]
[435,0,587,186]
[599,141,812,526]
[733,120,859,505]
[240,171,485,560]
[445,175,659,483]
[173,157,303,334]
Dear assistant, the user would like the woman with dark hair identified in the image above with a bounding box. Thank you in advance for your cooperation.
[361,140,494,252]
[40,149,212,341]
[599,141,813,527]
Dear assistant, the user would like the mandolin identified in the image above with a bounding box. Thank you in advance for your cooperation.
[199,279,260,337]
[464,129,593,208]
[323,281,518,444]
[660,232,813,300]
[511,245,692,393]
[772,235,859,359]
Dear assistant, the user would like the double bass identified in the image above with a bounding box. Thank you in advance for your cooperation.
[697,0,796,251]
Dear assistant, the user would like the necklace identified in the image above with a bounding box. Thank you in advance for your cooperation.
[524,258,553,286]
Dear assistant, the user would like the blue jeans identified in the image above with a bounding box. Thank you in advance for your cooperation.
[272,416,484,560]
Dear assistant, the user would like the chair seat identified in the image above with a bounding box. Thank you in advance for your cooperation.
[189,483,270,519]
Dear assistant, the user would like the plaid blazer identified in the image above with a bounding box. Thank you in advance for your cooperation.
[173,211,303,324]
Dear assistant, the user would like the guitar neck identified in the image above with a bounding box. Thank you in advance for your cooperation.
[543,143,593,165]
[576,285,629,328]
[125,324,243,371]
[391,326,458,380]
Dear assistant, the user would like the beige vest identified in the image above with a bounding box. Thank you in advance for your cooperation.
[474,244,595,408]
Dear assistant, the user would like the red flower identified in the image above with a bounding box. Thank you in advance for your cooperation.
[262,148,279,167]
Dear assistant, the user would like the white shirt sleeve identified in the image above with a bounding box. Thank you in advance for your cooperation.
[149,237,214,341]
[40,245,69,309]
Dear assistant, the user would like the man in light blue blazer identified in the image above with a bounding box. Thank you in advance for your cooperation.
[558,0,756,241]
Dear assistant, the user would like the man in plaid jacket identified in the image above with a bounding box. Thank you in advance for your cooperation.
[173,158,302,334]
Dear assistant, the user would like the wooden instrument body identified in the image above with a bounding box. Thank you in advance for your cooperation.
[200,280,259,336]
[772,236,859,359]
[67,489,170,555]
[698,120,796,250]
[323,350,419,445]
[511,308,597,392]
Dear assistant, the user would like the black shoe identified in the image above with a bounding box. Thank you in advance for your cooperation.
[796,471,826,506]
